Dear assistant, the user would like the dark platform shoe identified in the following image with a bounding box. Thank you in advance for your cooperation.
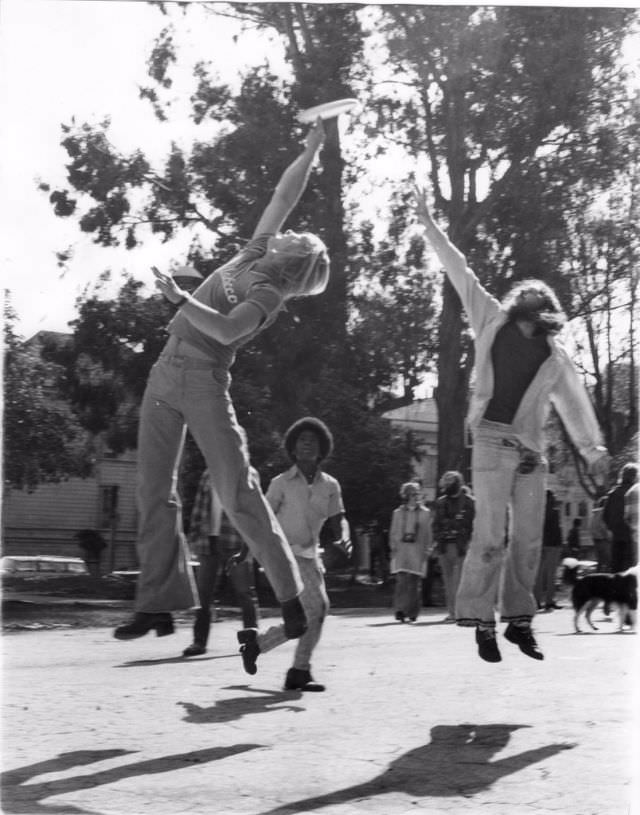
[237,628,260,675]
[284,667,325,692]
[113,612,174,640]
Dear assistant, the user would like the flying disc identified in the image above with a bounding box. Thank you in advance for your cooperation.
[297,98,358,124]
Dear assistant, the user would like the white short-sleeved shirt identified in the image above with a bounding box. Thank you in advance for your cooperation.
[266,465,344,559]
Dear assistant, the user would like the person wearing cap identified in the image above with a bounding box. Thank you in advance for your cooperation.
[114,120,330,644]
[237,417,349,692]
[432,471,475,622]
[414,185,609,664]
[172,265,204,294]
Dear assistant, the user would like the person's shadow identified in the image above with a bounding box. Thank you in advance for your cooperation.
[1,744,262,814]
[178,685,305,724]
[256,723,576,814]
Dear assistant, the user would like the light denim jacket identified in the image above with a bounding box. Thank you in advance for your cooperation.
[427,227,605,463]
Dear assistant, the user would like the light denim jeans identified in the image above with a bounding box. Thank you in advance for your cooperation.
[455,420,547,628]
[134,355,303,613]
[256,556,329,671]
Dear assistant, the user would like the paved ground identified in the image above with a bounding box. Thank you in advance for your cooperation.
[1,600,638,815]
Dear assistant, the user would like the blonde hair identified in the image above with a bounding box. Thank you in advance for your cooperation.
[261,232,330,299]
[400,482,421,501]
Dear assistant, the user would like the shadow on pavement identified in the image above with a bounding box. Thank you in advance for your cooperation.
[178,685,304,724]
[555,630,636,637]
[366,619,450,628]
[115,653,237,667]
[256,723,577,814]
[1,744,262,814]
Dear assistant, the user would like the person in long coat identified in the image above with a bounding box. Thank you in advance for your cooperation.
[389,482,433,622]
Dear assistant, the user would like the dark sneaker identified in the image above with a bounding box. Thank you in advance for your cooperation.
[237,628,260,675]
[395,611,406,623]
[284,667,325,692]
[475,627,502,662]
[504,622,544,660]
[182,642,207,657]
[281,597,308,639]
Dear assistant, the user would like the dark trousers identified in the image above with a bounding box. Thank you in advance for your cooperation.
[192,553,259,646]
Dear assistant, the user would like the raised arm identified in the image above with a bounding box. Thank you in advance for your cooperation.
[252,119,326,238]
[414,184,500,332]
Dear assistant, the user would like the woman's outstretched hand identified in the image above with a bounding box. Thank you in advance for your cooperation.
[152,266,187,305]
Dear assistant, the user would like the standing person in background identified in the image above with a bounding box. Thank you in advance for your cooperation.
[534,491,563,611]
[113,120,329,643]
[432,471,475,622]
[414,185,608,663]
[603,463,638,573]
[590,496,612,572]
[237,418,348,693]
[389,483,433,623]
[182,470,259,657]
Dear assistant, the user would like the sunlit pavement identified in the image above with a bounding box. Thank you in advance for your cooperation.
[2,603,638,815]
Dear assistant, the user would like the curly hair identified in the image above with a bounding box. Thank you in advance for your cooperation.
[502,279,566,335]
[284,416,334,462]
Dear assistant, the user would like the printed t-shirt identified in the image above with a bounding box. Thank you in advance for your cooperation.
[168,234,284,368]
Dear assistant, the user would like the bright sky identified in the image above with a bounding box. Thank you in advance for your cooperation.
[0,0,289,338]
[1,1,638,340]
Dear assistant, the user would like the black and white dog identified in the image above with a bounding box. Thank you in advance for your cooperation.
[563,559,637,633]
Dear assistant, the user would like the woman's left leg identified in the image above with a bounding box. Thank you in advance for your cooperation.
[184,368,303,603]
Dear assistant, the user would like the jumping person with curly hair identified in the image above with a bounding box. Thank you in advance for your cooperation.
[414,185,609,663]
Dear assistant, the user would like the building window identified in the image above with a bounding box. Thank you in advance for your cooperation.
[99,485,119,528]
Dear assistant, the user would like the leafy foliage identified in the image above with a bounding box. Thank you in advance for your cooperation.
[46,276,172,453]
[3,301,92,491]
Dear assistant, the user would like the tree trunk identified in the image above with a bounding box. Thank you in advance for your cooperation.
[435,280,470,475]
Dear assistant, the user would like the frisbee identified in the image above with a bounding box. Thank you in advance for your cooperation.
[297,98,358,124]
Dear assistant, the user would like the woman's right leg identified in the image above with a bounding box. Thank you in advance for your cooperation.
[134,364,199,612]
